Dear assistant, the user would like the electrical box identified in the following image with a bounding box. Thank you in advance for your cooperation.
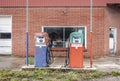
[34,32,50,67]
[69,32,84,68]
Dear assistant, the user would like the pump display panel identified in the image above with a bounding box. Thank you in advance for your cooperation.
[72,36,82,44]
[36,36,45,44]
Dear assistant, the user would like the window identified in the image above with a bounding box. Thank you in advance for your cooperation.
[109,28,114,38]
[0,33,11,39]
[44,26,86,48]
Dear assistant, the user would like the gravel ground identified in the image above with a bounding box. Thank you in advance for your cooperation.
[0,55,120,72]
[0,55,25,70]
[89,76,120,81]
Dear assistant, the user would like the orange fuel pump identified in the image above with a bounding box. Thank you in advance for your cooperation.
[69,32,84,68]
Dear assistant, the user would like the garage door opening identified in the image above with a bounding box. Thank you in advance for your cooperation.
[0,16,12,55]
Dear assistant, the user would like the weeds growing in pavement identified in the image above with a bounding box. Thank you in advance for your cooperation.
[0,69,120,81]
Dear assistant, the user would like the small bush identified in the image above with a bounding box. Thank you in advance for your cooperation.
[22,78,29,81]
[11,78,20,81]
[89,72,106,78]
[43,79,52,81]
[111,71,120,76]
[28,57,34,65]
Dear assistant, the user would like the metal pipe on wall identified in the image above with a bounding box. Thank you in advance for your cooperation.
[26,0,29,66]
[90,0,93,68]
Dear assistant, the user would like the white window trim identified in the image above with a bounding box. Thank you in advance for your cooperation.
[42,26,87,48]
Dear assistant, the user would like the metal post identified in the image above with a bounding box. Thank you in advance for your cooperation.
[26,0,29,66]
[90,0,93,68]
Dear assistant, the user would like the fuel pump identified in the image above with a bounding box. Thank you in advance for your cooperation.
[34,32,52,67]
[69,32,84,68]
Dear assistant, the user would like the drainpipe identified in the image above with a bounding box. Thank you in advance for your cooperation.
[26,0,29,66]
[90,0,93,68]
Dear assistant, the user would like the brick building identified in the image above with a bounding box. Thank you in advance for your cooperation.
[0,0,120,57]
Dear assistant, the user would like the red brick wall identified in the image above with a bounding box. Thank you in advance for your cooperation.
[0,7,119,57]
[28,7,106,57]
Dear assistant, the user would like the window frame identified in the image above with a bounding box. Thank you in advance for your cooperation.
[0,32,11,39]
[42,26,87,48]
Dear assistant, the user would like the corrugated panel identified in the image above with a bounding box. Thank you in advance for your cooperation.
[0,16,12,32]
[0,0,120,7]
[0,46,11,54]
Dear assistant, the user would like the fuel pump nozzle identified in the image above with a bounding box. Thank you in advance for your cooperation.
[64,38,70,67]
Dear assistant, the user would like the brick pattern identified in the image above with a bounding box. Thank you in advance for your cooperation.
[0,7,119,57]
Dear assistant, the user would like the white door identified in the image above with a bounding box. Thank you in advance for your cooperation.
[109,28,117,54]
[0,16,12,55]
